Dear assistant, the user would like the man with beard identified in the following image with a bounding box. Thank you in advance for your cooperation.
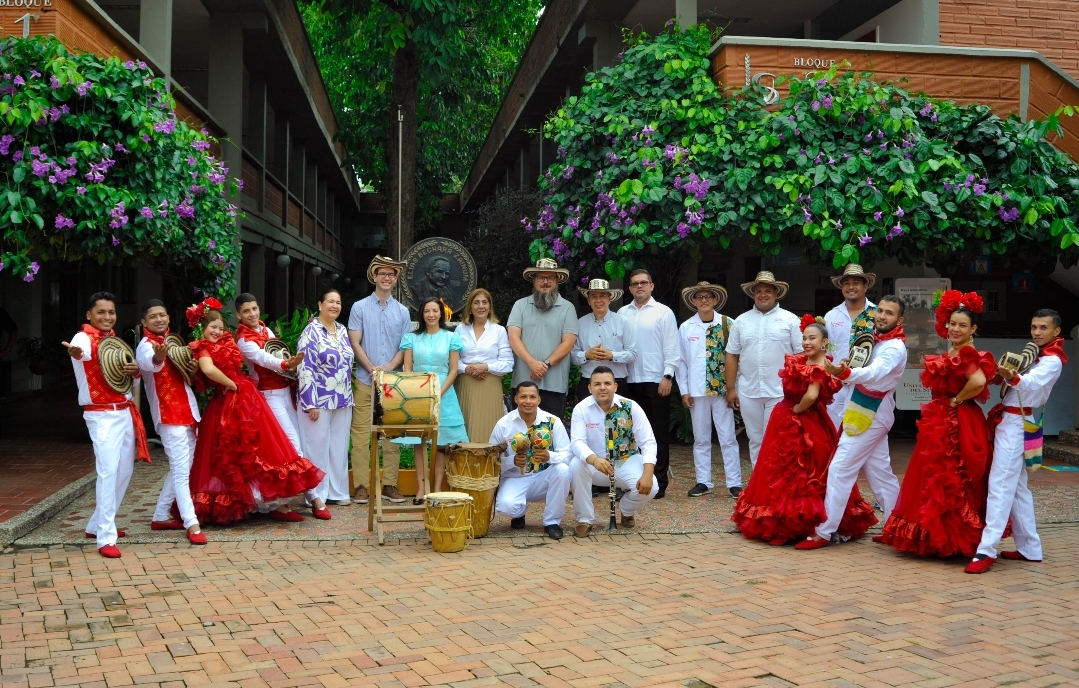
[507,258,579,418]
[796,295,906,550]
[824,264,877,428]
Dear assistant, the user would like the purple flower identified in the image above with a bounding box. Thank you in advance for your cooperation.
[896,207,905,218]
[138,61,147,69]
[142,134,151,143]
[828,157,836,165]
[973,183,986,196]
[836,221,843,230]
[114,143,129,154]
[999,206,1019,222]
[76,81,91,96]
[865,133,873,141]
[788,115,795,121]
[866,178,875,187]
[811,100,821,111]
[858,234,872,246]
[879,142,888,151]
[799,148,807,156]
[563,166,574,179]
[944,181,952,191]
[124,60,136,69]
[12,151,22,162]
[13,76,23,86]
[803,208,813,223]
[814,154,822,164]
[76,186,86,195]
[54,214,75,229]
[111,236,120,246]
[606,152,619,164]
[794,129,801,136]
[140,206,154,219]
[816,78,827,86]
[888,223,905,240]
[873,211,883,221]
[822,96,833,108]
[49,75,60,89]
[1002,192,1010,201]
[877,130,884,139]
[595,245,605,256]
[676,222,690,238]
[23,262,39,282]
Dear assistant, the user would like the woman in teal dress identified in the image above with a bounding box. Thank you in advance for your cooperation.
[402,297,470,501]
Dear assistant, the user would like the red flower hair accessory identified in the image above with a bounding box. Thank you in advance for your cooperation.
[185,297,223,327]
[932,289,981,338]
[800,313,824,332]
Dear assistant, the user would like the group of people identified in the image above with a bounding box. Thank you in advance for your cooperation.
[67,254,1064,573]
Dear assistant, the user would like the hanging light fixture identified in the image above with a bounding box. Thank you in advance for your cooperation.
[276,253,291,268]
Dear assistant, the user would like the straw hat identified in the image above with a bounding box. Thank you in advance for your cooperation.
[98,336,136,394]
[740,271,789,300]
[264,339,298,380]
[163,333,195,386]
[366,255,406,284]
[578,278,623,301]
[681,281,728,311]
[522,257,569,284]
[831,263,876,290]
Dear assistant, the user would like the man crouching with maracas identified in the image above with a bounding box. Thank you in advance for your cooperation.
[489,381,573,539]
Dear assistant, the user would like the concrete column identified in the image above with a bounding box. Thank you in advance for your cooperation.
[676,0,696,30]
[248,245,266,306]
[139,0,173,82]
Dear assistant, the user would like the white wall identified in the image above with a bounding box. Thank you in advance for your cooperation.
[841,0,940,46]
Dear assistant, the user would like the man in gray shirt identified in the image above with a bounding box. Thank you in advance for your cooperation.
[348,255,412,505]
[507,258,579,418]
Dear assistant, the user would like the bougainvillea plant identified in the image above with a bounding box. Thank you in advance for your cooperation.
[0,36,241,295]
[527,23,1079,282]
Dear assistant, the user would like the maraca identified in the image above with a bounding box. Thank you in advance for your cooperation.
[510,432,532,474]
[528,425,553,472]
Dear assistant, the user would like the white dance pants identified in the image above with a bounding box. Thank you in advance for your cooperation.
[689,396,741,488]
[298,407,352,503]
[495,463,572,526]
[828,385,852,430]
[151,424,198,528]
[738,394,780,467]
[977,414,1042,560]
[571,455,659,523]
[263,388,302,454]
[815,419,900,539]
[84,409,135,546]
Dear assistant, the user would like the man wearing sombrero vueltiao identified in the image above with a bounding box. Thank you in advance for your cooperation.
[61,291,151,558]
[823,264,877,427]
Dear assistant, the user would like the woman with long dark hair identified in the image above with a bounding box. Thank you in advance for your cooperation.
[879,290,996,559]
[402,297,469,500]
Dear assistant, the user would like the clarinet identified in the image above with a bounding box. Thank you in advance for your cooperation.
[606,426,617,530]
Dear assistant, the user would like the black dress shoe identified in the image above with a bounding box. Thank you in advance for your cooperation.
[544,524,564,540]
[591,486,610,497]
[511,516,525,529]
[654,490,666,499]
[729,486,742,498]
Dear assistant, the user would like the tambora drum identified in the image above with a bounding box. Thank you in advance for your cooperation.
[373,370,441,425]
[445,443,501,537]
[423,491,473,552]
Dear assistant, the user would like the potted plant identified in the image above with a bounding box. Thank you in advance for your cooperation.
[16,336,50,376]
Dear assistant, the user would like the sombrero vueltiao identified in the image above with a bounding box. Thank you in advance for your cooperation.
[741,271,789,300]
[681,281,728,311]
[366,255,406,284]
[98,336,136,394]
[831,263,877,290]
[578,278,623,301]
[522,258,569,284]
[264,339,298,380]
[164,333,196,387]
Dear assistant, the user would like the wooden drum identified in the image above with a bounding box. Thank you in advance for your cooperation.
[373,370,441,425]
[423,492,473,553]
[445,443,502,537]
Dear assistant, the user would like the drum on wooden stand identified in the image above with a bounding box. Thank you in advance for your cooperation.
[373,370,441,425]
[423,492,473,553]
[445,443,501,537]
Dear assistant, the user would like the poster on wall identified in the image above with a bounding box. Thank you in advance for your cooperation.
[894,277,950,410]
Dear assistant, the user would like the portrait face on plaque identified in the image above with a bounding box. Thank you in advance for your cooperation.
[400,237,477,316]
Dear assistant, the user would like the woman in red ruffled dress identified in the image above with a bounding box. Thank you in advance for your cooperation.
[732,316,877,545]
[879,290,996,559]
[185,306,325,525]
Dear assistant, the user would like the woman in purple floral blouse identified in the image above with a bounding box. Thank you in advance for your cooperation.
[296,288,355,514]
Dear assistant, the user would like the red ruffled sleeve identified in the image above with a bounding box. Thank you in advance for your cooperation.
[780,354,842,405]
[921,347,997,401]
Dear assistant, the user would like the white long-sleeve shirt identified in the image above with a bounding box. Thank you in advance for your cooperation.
[569,394,658,465]
[824,299,876,363]
[726,305,803,399]
[675,313,730,398]
[69,330,133,406]
[456,322,514,375]
[488,408,571,479]
[837,337,908,429]
[617,297,679,383]
[571,311,638,379]
[1003,353,1063,409]
[136,338,200,428]
[236,324,287,383]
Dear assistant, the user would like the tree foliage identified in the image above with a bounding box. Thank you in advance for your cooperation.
[462,188,543,320]
[300,0,543,232]
[528,24,1079,281]
[0,36,241,294]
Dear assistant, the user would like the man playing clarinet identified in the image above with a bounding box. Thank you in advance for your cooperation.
[570,366,659,537]
[489,381,573,540]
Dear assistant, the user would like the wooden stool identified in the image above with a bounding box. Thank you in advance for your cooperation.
[367,424,437,545]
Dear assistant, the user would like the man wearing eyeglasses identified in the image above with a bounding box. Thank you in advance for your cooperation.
[507,259,579,418]
[617,268,680,499]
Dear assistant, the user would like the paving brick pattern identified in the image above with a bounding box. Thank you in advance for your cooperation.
[3,525,1079,687]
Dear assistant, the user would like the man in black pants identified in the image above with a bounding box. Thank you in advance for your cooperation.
[617,269,681,498]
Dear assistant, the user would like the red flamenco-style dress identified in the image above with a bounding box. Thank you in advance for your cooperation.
[880,345,997,557]
[185,333,324,525]
[732,354,878,544]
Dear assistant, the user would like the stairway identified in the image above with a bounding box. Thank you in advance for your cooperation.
[1044,429,1079,467]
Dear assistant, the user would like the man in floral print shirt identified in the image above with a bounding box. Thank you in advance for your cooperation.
[824,264,877,428]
